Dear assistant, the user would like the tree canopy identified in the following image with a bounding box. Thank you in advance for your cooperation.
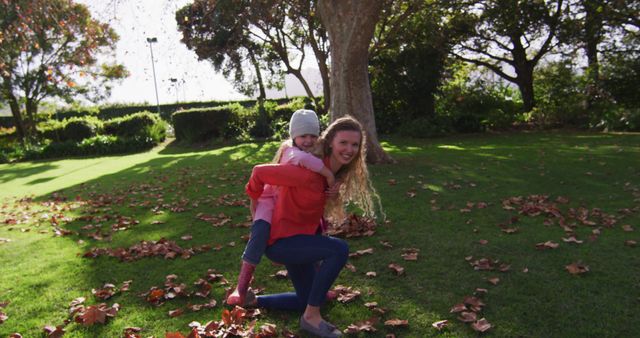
[0,0,127,141]
[176,0,329,113]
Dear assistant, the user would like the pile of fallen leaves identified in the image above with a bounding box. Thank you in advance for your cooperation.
[164,307,276,338]
[141,272,225,315]
[450,295,492,333]
[82,238,216,261]
[37,297,121,337]
[327,214,378,238]
[465,256,511,272]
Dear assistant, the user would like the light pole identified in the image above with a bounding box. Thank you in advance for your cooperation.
[146,37,160,114]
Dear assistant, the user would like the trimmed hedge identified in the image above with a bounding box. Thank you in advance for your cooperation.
[104,111,163,137]
[64,119,100,141]
[25,135,159,160]
[37,119,66,142]
[172,105,240,142]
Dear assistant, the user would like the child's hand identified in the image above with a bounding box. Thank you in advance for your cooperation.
[249,199,257,219]
[325,181,342,198]
[325,172,335,188]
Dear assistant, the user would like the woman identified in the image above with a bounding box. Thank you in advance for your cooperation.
[244,116,381,337]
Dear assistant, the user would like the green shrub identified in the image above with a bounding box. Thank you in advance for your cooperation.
[50,105,100,121]
[435,64,522,133]
[593,107,640,132]
[25,134,159,161]
[172,105,238,142]
[37,120,66,141]
[104,111,163,137]
[62,118,101,142]
[398,116,451,138]
[533,61,588,127]
[0,126,15,137]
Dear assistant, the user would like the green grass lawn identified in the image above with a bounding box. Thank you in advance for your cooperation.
[1,132,639,337]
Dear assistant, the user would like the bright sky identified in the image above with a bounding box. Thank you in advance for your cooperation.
[76,0,250,104]
[77,0,320,105]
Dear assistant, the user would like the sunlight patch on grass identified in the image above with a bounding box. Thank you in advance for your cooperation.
[474,152,510,160]
[438,145,466,150]
[422,183,443,192]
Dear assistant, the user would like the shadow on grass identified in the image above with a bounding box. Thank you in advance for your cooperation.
[159,138,280,158]
[0,162,58,184]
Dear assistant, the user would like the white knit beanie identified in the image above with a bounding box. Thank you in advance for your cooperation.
[289,109,319,139]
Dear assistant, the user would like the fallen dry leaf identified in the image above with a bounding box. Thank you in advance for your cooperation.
[379,240,393,248]
[388,263,405,275]
[332,285,361,303]
[401,252,418,261]
[43,325,65,338]
[384,318,408,327]
[536,241,559,250]
[457,311,477,323]
[74,303,119,326]
[271,270,288,279]
[566,262,589,275]
[123,327,142,338]
[475,288,489,295]
[622,225,634,232]
[431,319,448,330]
[487,277,500,285]
[562,236,584,244]
[471,318,492,332]
[169,308,184,317]
[366,271,377,278]
[450,303,467,313]
[463,296,485,312]
[624,240,637,247]
[344,317,378,334]
[349,248,374,258]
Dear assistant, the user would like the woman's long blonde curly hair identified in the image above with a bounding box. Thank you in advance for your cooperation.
[316,116,384,222]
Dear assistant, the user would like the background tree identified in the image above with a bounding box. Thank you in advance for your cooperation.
[176,0,330,113]
[557,0,639,118]
[0,0,127,142]
[370,0,474,134]
[318,0,392,163]
[450,0,568,112]
[176,0,280,103]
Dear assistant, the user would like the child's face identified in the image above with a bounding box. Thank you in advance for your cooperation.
[293,134,319,152]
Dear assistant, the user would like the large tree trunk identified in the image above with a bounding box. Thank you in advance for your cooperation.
[306,12,331,114]
[248,49,266,101]
[583,0,603,110]
[2,78,27,142]
[7,95,26,142]
[24,96,38,140]
[512,40,536,113]
[318,0,393,164]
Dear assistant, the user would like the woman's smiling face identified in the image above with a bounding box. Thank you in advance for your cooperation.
[329,130,361,166]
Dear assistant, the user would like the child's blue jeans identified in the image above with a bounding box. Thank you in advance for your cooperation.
[256,234,349,309]
[242,219,271,265]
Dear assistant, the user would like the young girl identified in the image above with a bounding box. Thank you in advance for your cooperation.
[226,109,336,306]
